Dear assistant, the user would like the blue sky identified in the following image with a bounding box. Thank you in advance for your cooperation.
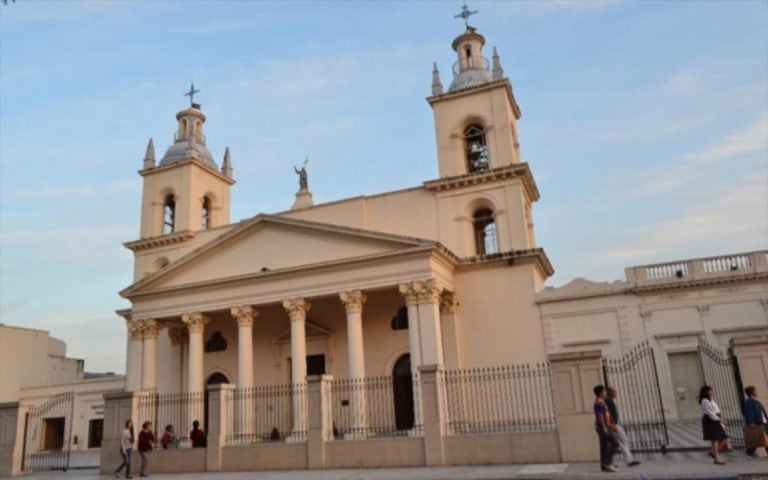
[1,0,766,374]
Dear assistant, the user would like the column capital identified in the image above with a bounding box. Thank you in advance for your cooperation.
[126,319,143,341]
[168,326,188,346]
[231,305,260,327]
[282,298,311,321]
[439,291,459,315]
[339,290,366,314]
[141,319,161,340]
[182,312,209,333]
[398,279,441,306]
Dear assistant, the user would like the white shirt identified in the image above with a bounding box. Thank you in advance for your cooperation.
[700,398,721,421]
[121,428,134,451]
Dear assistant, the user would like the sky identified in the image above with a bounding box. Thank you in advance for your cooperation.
[0,0,766,374]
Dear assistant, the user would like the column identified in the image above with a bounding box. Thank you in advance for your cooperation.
[182,312,208,432]
[339,290,367,437]
[125,320,143,392]
[168,327,188,393]
[231,305,258,442]
[438,291,461,370]
[282,298,310,438]
[399,279,445,369]
[141,319,160,391]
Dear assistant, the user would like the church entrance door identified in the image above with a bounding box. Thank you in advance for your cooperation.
[392,354,414,431]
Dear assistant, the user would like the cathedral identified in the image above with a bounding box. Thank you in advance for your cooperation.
[118,21,550,397]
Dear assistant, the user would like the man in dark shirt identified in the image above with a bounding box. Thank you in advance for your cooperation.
[606,387,640,467]
[594,385,619,472]
[190,420,207,448]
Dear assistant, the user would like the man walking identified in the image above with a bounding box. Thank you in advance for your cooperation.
[744,386,768,457]
[594,385,620,472]
[606,387,641,467]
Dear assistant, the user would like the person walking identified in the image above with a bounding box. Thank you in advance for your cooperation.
[190,420,206,448]
[700,385,732,465]
[605,387,641,467]
[160,425,176,449]
[137,421,156,477]
[744,386,768,458]
[594,385,620,472]
[114,419,134,479]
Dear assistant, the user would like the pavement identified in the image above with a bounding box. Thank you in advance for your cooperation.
[17,451,768,480]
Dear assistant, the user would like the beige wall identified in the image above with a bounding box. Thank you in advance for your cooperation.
[0,325,84,403]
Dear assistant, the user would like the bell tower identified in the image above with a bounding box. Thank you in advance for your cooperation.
[427,12,522,178]
[137,86,235,240]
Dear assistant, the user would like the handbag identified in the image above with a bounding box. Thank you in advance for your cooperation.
[743,424,768,448]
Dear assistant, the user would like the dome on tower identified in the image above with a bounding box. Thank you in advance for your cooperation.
[448,27,493,93]
[159,106,217,169]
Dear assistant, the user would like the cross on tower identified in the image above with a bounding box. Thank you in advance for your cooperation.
[454,2,478,29]
[184,83,201,108]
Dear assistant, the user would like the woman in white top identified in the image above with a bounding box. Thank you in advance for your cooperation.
[699,386,732,465]
[114,419,134,479]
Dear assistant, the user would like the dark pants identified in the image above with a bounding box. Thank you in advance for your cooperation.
[597,430,619,467]
[115,448,132,477]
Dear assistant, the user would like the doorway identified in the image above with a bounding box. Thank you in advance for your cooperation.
[668,351,704,419]
[43,417,65,451]
[88,419,103,448]
[204,372,230,432]
[392,354,414,431]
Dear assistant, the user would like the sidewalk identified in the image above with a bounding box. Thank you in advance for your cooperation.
[20,452,768,480]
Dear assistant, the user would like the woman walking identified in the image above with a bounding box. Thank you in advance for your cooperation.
[137,421,156,477]
[114,419,134,479]
[699,385,732,465]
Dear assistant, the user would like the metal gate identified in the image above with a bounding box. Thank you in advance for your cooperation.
[22,391,75,472]
[603,341,669,453]
[698,339,745,449]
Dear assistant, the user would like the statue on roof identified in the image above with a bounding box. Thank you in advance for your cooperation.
[294,158,309,191]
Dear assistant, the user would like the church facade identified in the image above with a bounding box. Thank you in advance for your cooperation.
[118,24,551,397]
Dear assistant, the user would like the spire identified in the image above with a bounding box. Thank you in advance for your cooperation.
[143,138,155,169]
[221,147,233,179]
[492,46,504,80]
[431,62,444,96]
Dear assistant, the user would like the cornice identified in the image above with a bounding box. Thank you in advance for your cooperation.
[630,272,768,294]
[124,230,196,252]
[423,163,540,202]
[139,158,236,185]
[458,247,554,277]
[426,78,521,119]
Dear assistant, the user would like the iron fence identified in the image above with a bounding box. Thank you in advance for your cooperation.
[698,339,745,449]
[330,374,421,439]
[224,383,307,445]
[136,390,204,449]
[22,391,75,472]
[603,341,668,453]
[442,363,557,435]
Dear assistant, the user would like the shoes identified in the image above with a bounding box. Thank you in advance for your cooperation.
[707,452,714,458]
[714,460,726,465]
[114,472,120,478]
[601,465,618,472]
[627,460,641,467]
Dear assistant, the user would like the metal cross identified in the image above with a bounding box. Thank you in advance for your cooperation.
[454,2,478,28]
[184,83,200,107]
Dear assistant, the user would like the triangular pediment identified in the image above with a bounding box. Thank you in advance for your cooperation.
[123,215,434,296]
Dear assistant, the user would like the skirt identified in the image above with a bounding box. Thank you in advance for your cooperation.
[702,414,728,441]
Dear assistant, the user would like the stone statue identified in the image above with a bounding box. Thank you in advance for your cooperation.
[294,158,309,191]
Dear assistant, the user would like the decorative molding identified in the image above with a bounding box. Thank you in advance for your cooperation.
[712,325,768,336]
[230,305,259,327]
[399,279,441,306]
[126,319,143,341]
[561,338,611,347]
[141,319,161,340]
[423,163,539,203]
[461,247,554,278]
[339,290,366,314]
[282,298,311,321]
[123,230,196,252]
[439,290,459,315]
[639,310,653,320]
[696,305,711,315]
[653,330,704,340]
[181,312,209,334]
[632,272,768,294]
[168,327,188,346]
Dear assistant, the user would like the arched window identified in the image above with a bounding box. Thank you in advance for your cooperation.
[464,124,489,173]
[201,197,211,229]
[473,208,498,255]
[163,194,175,234]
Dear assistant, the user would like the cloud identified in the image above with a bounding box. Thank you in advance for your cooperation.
[639,115,768,194]
[595,174,767,267]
